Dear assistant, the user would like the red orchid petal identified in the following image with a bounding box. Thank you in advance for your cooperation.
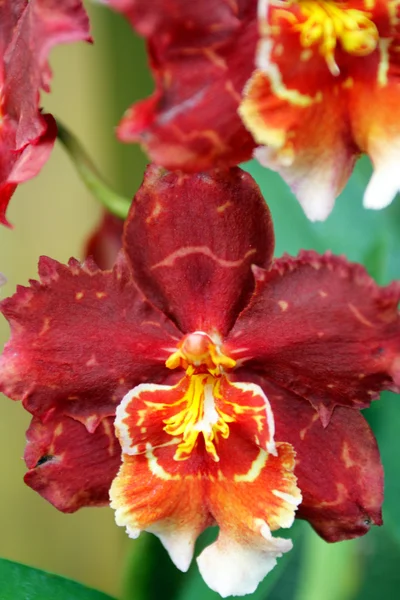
[124,165,274,335]
[3,0,91,150]
[104,0,257,171]
[226,251,400,424]
[85,211,124,270]
[253,377,383,542]
[0,252,181,430]
[0,1,25,58]
[24,412,121,512]
[7,114,57,182]
[0,114,57,226]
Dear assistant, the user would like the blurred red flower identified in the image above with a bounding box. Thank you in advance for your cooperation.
[104,0,258,171]
[240,0,400,219]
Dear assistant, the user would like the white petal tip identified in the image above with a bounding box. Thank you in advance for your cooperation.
[254,147,335,222]
[155,529,196,573]
[363,160,400,210]
[197,532,292,597]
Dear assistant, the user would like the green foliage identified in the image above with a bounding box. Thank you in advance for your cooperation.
[0,558,115,600]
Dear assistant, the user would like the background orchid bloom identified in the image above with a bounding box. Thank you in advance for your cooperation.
[104,0,400,222]
[0,0,91,226]
[1,166,399,596]
[104,0,258,171]
[240,0,400,220]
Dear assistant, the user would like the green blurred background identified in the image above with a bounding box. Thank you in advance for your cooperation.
[0,3,400,599]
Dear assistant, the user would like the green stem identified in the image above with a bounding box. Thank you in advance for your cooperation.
[56,120,131,219]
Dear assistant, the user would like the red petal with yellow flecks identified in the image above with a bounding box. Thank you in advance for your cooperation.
[104,0,257,171]
[0,0,91,225]
[226,251,400,424]
[124,165,274,335]
[0,252,181,430]
[251,376,384,542]
[115,375,276,461]
[24,412,121,512]
[111,374,300,595]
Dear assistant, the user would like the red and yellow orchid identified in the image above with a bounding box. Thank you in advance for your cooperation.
[240,0,400,220]
[0,0,91,226]
[1,166,399,596]
[105,0,400,221]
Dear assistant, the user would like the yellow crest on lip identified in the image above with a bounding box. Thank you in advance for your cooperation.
[164,332,236,461]
[166,331,236,374]
[278,0,379,75]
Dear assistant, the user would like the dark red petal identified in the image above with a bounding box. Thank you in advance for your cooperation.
[3,0,91,149]
[24,413,121,512]
[0,252,181,429]
[85,211,124,270]
[105,0,257,171]
[123,165,274,335]
[261,379,383,542]
[0,1,25,57]
[226,251,400,422]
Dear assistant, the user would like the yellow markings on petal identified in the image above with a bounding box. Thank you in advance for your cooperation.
[234,449,268,482]
[377,38,390,87]
[342,76,354,89]
[239,66,321,153]
[278,300,289,311]
[348,303,374,327]
[363,0,375,10]
[341,441,357,468]
[300,48,313,61]
[266,59,323,107]
[163,375,234,462]
[146,448,181,481]
[287,0,379,75]
[216,200,233,213]
[299,412,320,440]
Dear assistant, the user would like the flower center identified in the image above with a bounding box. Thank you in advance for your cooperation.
[292,0,379,74]
[165,332,236,461]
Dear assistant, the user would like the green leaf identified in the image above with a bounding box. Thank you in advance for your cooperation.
[0,558,115,600]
